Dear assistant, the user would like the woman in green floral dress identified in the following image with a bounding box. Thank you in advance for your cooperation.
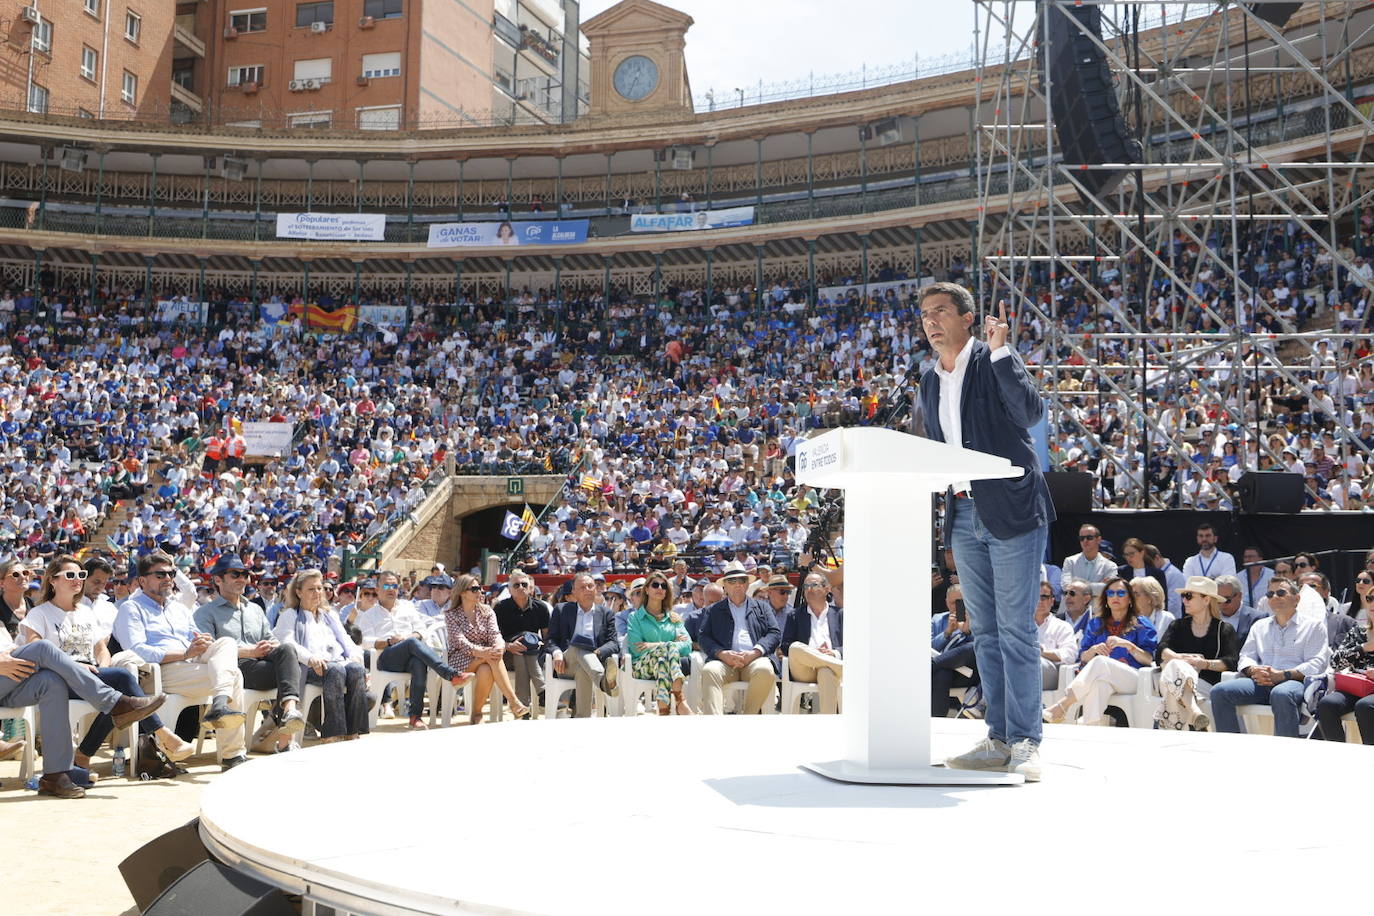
[626,572,693,715]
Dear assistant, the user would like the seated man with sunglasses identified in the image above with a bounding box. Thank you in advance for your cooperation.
[1209,577,1331,739]
[114,551,250,771]
[194,555,307,752]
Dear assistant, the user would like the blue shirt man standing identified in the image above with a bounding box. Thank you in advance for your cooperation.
[916,283,1056,782]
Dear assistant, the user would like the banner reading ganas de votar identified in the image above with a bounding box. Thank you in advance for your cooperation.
[275,212,387,241]
[630,206,755,232]
[426,219,589,248]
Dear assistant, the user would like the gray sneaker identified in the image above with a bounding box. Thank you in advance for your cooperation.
[943,737,1011,771]
[1006,739,1041,782]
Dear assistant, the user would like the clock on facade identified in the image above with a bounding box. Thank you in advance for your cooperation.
[612,55,659,101]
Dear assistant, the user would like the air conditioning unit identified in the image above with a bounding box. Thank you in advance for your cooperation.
[20,7,40,25]
[288,79,303,91]
[220,157,248,182]
[223,27,238,40]
[241,81,259,94]
[356,75,370,87]
[873,117,903,146]
[310,21,328,33]
[358,15,375,29]
[671,149,694,170]
[58,147,87,173]
[301,78,318,90]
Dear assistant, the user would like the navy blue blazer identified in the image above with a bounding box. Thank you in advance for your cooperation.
[916,338,1056,541]
[781,606,844,662]
[698,597,783,675]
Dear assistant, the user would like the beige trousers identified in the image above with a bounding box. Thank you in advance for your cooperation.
[700,656,775,715]
[787,643,843,714]
[156,636,245,760]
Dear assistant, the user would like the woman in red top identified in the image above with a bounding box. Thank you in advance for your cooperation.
[444,575,530,723]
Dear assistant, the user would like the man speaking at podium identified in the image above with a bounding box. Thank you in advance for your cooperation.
[916,283,1056,781]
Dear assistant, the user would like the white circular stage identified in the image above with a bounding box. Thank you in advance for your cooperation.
[199,716,1369,914]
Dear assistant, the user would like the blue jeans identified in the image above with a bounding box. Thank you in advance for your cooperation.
[1209,677,1306,738]
[377,638,457,718]
[949,497,1047,746]
[306,662,368,739]
[0,641,121,775]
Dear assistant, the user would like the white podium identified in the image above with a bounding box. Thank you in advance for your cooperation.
[794,426,1026,785]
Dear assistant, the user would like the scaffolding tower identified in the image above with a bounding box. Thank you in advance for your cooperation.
[972,0,1374,509]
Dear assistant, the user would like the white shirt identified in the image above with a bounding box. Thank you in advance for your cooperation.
[357,601,442,650]
[20,600,103,663]
[807,607,837,656]
[1238,612,1330,677]
[1183,549,1237,580]
[1036,613,1079,663]
[933,336,1010,494]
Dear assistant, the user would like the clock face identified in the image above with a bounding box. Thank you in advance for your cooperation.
[613,55,659,102]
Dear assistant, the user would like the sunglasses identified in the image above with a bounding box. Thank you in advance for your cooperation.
[146,570,175,579]
[1357,576,1373,585]
[7,570,27,579]
[1180,591,1211,601]
[381,583,399,590]
[360,591,378,597]
[465,585,482,592]
[647,582,667,590]
[54,569,88,581]
[223,570,249,579]
[1065,589,1083,597]
[1104,589,1129,598]
[511,582,530,589]
[1266,589,1291,598]
[1079,534,1100,541]
[1039,593,1054,600]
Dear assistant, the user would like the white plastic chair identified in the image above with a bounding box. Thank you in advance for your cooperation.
[241,687,278,751]
[367,649,416,728]
[619,651,694,716]
[431,675,502,726]
[0,705,37,782]
[542,652,606,719]
[779,657,819,714]
[130,659,214,769]
[65,698,138,780]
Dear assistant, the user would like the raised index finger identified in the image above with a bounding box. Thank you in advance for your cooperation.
[998,300,1008,323]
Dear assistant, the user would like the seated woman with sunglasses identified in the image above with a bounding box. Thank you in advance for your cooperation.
[1350,570,1372,623]
[626,573,693,715]
[444,574,530,722]
[273,570,368,742]
[1152,577,1238,731]
[1043,576,1158,726]
[1315,598,1374,744]
[19,554,194,769]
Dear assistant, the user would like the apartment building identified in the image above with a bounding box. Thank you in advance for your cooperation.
[0,1,173,119]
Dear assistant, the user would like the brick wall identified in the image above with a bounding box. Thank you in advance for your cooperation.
[0,0,173,118]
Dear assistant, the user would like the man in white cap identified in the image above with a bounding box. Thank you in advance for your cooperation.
[697,561,780,715]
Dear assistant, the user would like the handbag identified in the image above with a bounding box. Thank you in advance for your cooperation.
[1334,671,1374,699]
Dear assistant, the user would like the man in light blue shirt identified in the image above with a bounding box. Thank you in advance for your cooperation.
[1209,575,1330,738]
[113,551,249,770]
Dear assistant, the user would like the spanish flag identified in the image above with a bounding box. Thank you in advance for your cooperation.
[290,302,358,333]
[521,505,538,532]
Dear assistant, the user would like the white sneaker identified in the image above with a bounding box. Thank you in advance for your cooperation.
[1006,739,1041,782]
[943,737,1011,771]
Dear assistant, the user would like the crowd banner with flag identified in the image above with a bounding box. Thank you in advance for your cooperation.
[275,213,387,241]
[287,302,358,333]
[630,206,754,233]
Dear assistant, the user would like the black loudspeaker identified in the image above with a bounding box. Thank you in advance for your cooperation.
[1039,1,1144,202]
[1248,3,1302,27]
[143,861,293,916]
[119,819,211,912]
[1044,471,1095,514]
[1237,471,1304,513]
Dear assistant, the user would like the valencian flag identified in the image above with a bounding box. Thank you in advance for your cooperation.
[520,505,537,532]
[579,474,600,491]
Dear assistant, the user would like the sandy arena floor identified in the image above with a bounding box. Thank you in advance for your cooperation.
[0,719,434,915]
